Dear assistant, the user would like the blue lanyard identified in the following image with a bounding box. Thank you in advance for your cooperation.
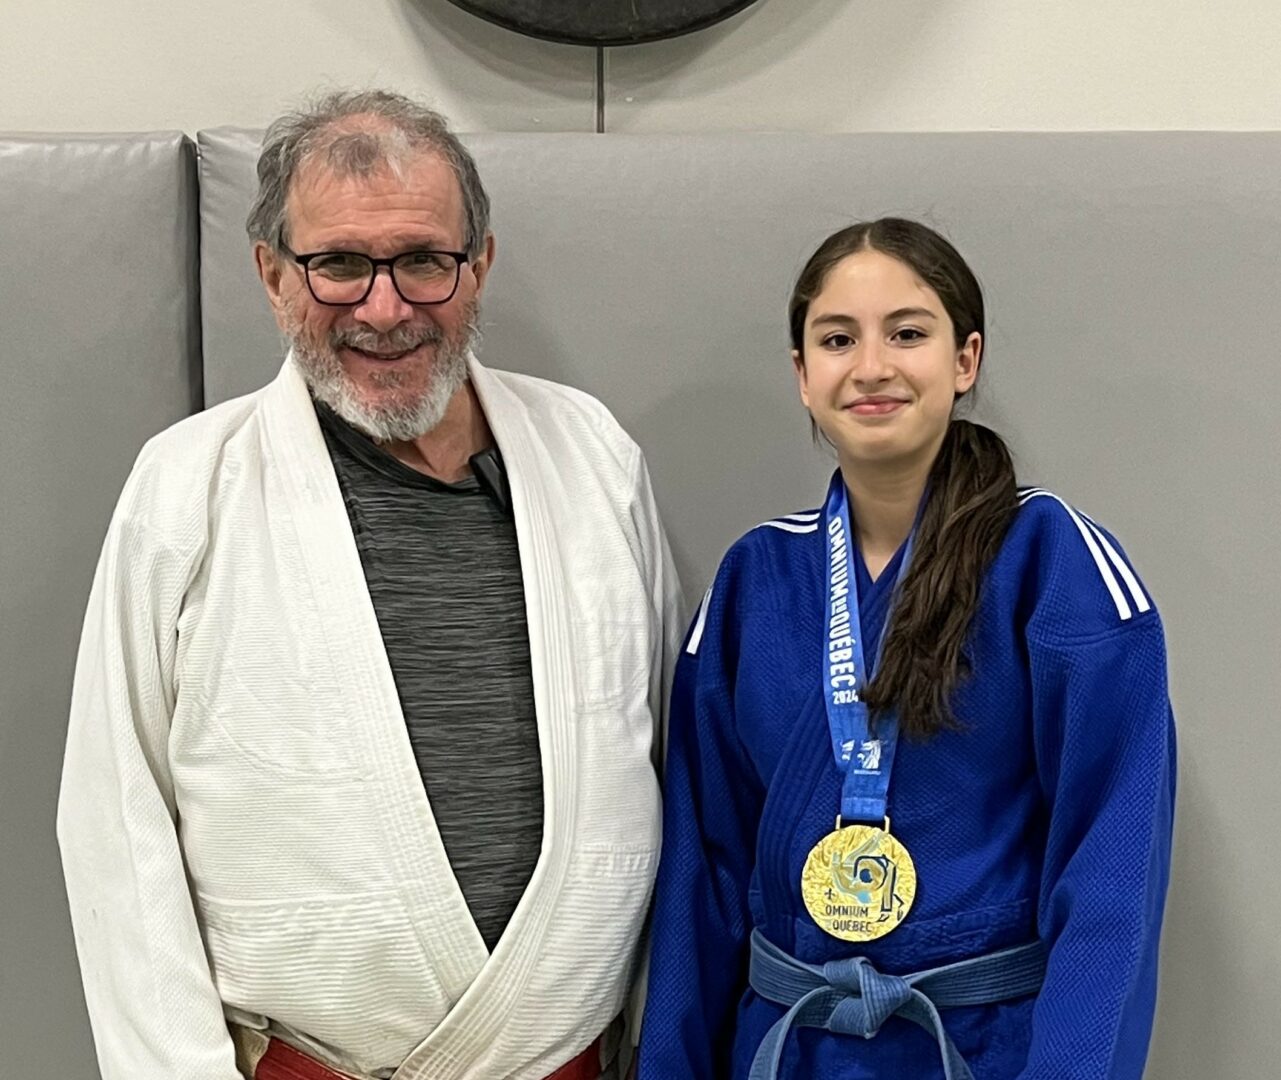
[821,472,915,824]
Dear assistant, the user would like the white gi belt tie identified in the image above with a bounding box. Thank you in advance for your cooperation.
[746,928,1047,1080]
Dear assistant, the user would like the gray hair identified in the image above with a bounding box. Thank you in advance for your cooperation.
[246,89,490,259]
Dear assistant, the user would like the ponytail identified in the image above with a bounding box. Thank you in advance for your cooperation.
[863,419,1019,739]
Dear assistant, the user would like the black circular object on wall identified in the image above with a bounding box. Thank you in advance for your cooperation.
[445,1,763,47]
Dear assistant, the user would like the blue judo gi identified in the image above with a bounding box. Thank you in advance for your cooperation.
[638,480,1176,1079]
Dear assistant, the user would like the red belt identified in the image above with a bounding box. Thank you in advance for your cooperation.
[254,1030,608,1080]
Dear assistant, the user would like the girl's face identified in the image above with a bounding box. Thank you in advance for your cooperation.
[794,249,980,477]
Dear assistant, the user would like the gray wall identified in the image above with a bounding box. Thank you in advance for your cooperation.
[0,133,202,1076]
[4,130,1279,1077]
[5,1,1281,133]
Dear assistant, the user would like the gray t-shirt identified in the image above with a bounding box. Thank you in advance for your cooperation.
[317,403,543,952]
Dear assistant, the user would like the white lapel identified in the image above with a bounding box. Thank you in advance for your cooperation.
[394,357,584,1076]
[258,357,490,1007]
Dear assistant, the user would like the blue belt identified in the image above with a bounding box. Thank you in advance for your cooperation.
[747,928,1047,1080]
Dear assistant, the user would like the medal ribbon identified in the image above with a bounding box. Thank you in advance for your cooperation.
[822,471,916,824]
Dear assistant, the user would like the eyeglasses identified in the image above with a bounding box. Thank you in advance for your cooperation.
[283,246,470,306]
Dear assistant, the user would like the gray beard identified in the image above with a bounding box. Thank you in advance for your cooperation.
[286,304,480,442]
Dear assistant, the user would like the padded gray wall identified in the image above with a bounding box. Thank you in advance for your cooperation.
[0,133,202,1076]
[196,130,1281,1078]
[199,126,280,406]
[6,131,1277,1076]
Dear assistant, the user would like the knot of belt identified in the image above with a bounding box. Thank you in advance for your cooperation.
[746,928,1047,1080]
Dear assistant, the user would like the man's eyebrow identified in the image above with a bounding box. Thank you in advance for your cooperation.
[304,234,456,252]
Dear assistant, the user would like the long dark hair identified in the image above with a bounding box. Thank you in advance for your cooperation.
[789,218,1019,739]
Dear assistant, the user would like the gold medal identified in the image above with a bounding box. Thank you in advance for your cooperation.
[800,819,917,942]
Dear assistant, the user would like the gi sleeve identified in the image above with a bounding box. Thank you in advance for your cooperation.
[637,567,764,1078]
[56,501,241,1080]
[1019,612,1177,1079]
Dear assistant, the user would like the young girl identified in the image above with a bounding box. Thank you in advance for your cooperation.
[637,219,1176,1079]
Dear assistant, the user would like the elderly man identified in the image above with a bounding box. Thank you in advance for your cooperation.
[57,90,681,1080]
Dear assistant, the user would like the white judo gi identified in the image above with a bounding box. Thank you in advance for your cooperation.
[57,355,683,1080]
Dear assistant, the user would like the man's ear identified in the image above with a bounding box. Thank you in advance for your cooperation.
[469,231,496,295]
[254,242,292,331]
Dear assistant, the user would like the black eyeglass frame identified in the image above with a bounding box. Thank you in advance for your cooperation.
[282,245,471,307]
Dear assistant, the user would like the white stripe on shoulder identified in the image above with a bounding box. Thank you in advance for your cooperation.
[686,586,713,656]
[758,520,819,534]
[1021,491,1151,613]
[1018,489,1135,621]
[1080,512,1152,615]
[756,510,821,534]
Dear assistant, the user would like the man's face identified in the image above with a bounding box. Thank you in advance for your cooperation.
[256,148,494,441]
